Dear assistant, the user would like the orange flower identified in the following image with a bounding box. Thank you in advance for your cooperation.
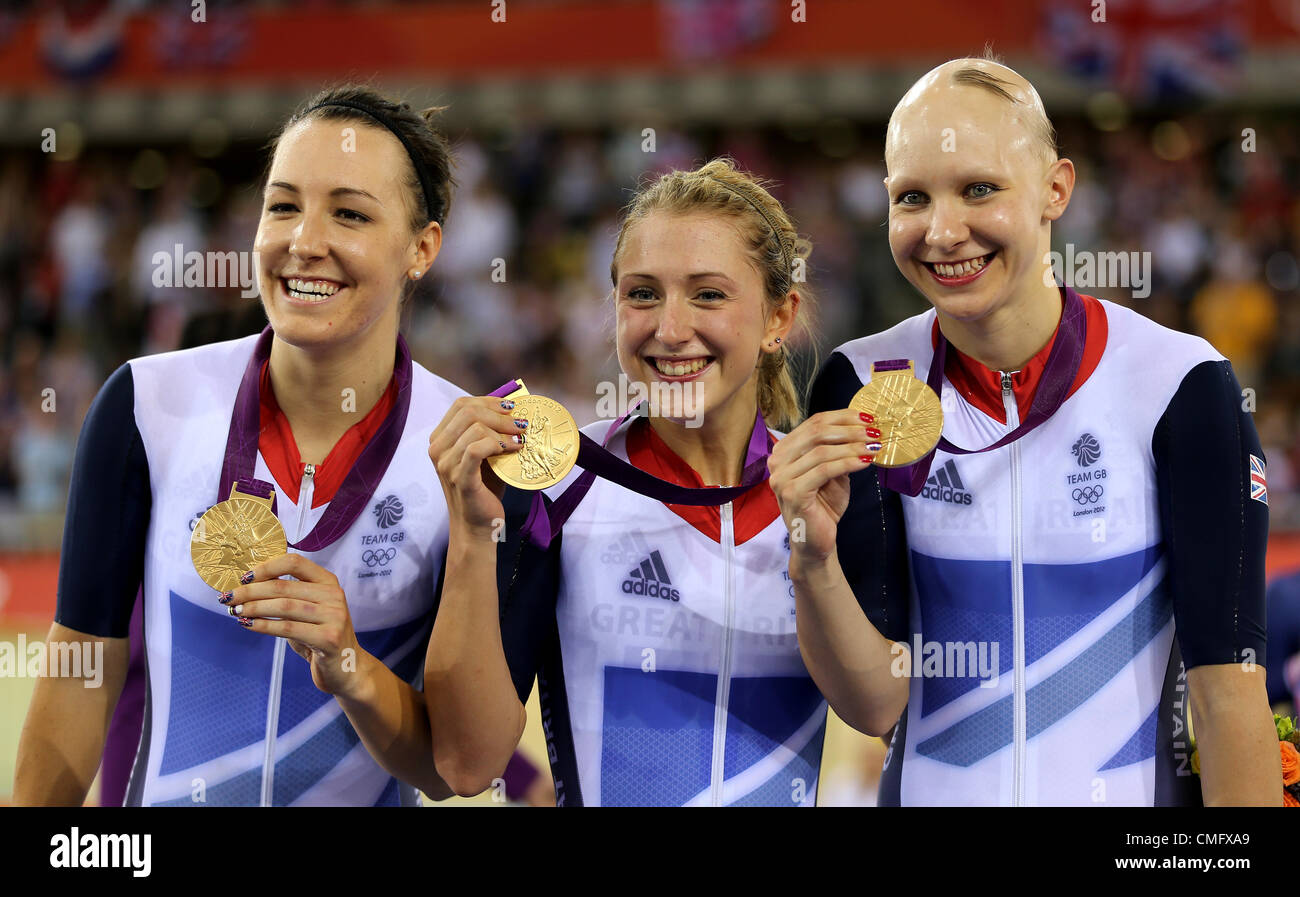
[1282,741,1300,787]
[1284,790,1299,808]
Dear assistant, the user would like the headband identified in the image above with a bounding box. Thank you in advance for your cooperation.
[705,175,793,276]
[304,99,441,225]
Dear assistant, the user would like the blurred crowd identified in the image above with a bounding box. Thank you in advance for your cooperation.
[1,110,1299,546]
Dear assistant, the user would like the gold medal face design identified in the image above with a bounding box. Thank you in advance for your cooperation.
[487,394,580,490]
[849,362,944,468]
[190,485,288,592]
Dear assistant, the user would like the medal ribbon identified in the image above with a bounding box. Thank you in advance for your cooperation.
[879,287,1088,497]
[219,325,413,551]
[488,380,772,548]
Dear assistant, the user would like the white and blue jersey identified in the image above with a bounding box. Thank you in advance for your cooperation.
[496,415,903,806]
[56,334,465,806]
[813,296,1268,806]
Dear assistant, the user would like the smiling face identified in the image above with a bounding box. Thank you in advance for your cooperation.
[885,74,1070,330]
[614,211,789,430]
[254,117,439,351]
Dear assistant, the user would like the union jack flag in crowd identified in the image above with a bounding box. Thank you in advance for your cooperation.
[1042,0,1244,102]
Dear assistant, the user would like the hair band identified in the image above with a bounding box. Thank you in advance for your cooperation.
[704,174,792,275]
[304,99,441,225]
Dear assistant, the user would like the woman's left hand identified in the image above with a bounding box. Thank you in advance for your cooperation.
[223,553,365,698]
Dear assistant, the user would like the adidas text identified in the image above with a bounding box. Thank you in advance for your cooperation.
[621,579,680,601]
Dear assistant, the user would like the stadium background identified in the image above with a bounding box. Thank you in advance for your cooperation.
[1,0,1299,806]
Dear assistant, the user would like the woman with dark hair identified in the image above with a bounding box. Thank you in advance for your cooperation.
[16,85,467,806]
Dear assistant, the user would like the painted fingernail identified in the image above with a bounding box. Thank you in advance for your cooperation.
[228,605,238,617]
[512,434,522,444]
[239,571,255,585]
[219,591,234,605]
[500,400,515,410]
[866,427,882,438]
[860,455,876,463]
[515,419,529,429]
[867,442,882,453]
[237,617,253,628]
[859,413,874,423]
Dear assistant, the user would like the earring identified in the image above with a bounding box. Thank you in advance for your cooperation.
[409,269,423,280]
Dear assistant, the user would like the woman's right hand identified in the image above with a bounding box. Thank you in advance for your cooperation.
[767,409,880,567]
[428,396,526,535]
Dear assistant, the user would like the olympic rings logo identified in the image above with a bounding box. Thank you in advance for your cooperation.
[362,548,397,567]
[1072,485,1104,505]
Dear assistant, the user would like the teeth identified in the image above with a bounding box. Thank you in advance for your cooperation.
[286,278,341,300]
[933,255,988,278]
[654,358,708,376]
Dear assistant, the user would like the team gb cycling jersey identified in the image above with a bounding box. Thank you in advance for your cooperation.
[811,290,1267,806]
[56,332,465,806]
[495,414,907,806]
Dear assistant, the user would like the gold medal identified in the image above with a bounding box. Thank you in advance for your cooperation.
[849,361,944,468]
[487,383,580,490]
[190,484,288,592]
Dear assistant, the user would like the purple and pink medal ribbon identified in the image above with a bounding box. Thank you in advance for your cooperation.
[488,379,773,547]
[217,325,413,551]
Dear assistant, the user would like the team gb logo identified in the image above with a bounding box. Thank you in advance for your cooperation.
[1072,433,1101,468]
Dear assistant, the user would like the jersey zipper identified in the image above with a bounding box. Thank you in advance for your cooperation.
[296,463,316,539]
[1001,373,1026,807]
[709,501,737,806]
[261,462,315,806]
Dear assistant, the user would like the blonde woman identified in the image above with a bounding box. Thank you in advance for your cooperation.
[424,159,908,806]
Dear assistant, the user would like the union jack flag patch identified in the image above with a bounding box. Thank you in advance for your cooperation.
[1249,454,1268,505]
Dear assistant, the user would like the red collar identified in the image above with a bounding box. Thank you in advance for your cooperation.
[625,417,780,546]
[930,293,1108,424]
[257,359,399,508]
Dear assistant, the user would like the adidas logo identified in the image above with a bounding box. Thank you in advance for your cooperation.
[621,550,681,602]
[921,459,973,505]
